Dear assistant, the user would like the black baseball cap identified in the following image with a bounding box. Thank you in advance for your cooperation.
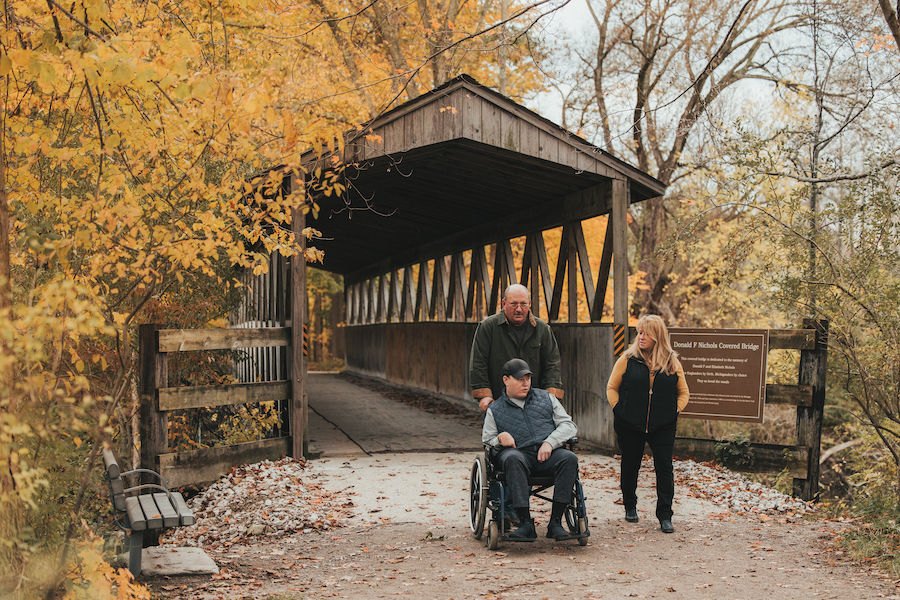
[502,358,532,379]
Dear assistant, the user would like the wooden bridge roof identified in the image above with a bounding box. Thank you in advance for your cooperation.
[302,74,666,285]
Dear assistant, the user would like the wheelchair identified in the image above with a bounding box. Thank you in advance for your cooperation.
[469,438,590,549]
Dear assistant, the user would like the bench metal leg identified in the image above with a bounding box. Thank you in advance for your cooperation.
[128,530,144,577]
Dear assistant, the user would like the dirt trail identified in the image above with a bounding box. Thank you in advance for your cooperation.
[145,452,900,600]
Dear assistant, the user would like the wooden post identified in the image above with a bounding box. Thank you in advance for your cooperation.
[611,179,629,331]
[794,319,828,500]
[138,323,166,546]
[290,179,308,460]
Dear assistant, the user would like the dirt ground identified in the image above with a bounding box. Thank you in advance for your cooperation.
[143,452,900,600]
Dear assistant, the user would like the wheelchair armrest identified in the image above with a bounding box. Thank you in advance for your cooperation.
[564,437,579,450]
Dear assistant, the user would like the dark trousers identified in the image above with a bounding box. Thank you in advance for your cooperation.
[615,421,676,521]
[498,446,578,509]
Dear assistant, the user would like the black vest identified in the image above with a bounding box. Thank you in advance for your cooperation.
[491,388,556,449]
[613,356,680,433]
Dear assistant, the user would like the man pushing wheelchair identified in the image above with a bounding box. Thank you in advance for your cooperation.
[481,358,581,542]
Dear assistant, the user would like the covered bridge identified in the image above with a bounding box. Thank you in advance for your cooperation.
[236,74,666,450]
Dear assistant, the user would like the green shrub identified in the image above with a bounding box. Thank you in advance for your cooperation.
[714,433,754,469]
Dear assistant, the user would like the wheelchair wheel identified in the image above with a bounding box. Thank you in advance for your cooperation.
[486,521,500,550]
[469,455,488,539]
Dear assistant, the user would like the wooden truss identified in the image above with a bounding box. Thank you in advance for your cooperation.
[345,220,619,325]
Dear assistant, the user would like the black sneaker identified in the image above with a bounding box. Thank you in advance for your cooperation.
[546,521,569,540]
[507,518,537,541]
[625,508,639,522]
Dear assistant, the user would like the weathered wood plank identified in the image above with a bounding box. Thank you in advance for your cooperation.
[158,437,291,489]
[158,381,291,411]
[382,118,403,154]
[462,91,482,141]
[673,438,810,479]
[482,101,502,147]
[404,110,418,154]
[539,130,559,163]
[557,137,579,171]
[158,328,289,352]
[520,121,541,159]
[768,329,816,350]
[765,383,813,407]
[500,109,520,152]
[422,102,438,145]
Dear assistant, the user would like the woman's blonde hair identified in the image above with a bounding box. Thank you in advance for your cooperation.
[623,314,682,375]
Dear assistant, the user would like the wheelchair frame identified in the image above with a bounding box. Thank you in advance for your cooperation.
[469,438,590,549]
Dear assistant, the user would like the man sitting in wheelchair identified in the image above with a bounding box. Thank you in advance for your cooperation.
[482,358,579,541]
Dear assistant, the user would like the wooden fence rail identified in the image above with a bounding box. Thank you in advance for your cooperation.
[140,324,302,492]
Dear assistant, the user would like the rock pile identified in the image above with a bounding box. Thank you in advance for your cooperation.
[162,457,354,549]
[673,458,813,514]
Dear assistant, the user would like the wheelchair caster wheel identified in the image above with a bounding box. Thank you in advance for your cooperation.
[486,521,500,550]
[577,518,589,546]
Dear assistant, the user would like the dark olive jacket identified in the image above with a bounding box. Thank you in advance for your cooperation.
[469,311,563,401]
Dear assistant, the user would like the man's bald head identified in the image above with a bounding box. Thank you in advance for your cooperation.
[502,284,531,326]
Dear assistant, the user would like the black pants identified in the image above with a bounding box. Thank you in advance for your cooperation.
[498,445,578,509]
[615,421,676,521]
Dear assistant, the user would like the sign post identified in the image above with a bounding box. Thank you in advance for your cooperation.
[669,328,769,423]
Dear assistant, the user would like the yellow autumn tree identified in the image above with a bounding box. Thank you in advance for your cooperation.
[0,0,552,596]
[0,0,337,596]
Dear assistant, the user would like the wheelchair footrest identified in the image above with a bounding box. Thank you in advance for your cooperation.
[499,534,537,542]
[552,531,590,541]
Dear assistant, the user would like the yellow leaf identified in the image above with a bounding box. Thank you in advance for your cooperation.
[0,53,11,77]
[74,437,82,448]
[75,360,85,372]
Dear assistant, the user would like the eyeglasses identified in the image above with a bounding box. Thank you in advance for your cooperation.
[506,302,530,308]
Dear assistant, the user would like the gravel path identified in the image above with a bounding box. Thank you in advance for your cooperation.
[149,452,900,600]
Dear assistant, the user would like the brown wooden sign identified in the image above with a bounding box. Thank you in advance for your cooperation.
[669,328,769,423]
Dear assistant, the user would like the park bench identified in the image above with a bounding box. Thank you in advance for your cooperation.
[102,447,196,577]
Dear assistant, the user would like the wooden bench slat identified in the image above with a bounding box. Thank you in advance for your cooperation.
[110,479,126,512]
[152,493,181,528]
[125,497,148,531]
[171,492,196,526]
[137,494,164,530]
[102,448,121,478]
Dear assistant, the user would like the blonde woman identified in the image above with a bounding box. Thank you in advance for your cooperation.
[606,315,690,533]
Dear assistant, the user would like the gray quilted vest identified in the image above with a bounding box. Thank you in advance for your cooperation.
[491,388,556,449]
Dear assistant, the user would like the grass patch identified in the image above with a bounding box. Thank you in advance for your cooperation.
[830,494,900,576]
